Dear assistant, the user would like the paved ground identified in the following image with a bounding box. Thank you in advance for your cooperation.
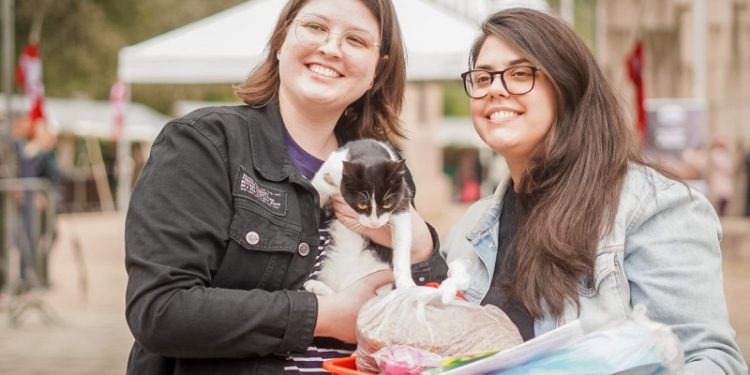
[0,211,748,374]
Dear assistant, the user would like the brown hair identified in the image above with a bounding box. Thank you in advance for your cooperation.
[470,8,647,318]
[234,0,407,143]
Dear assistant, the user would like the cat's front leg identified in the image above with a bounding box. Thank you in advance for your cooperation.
[389,212,416,289]
[311,151,346,207]
[303,279,336,296]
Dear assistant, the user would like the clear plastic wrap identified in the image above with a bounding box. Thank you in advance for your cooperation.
[355,286,522,373]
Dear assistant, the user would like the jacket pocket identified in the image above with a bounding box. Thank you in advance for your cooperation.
[577,250,617,297]
[228,206,301,252]
[212,208,302,290]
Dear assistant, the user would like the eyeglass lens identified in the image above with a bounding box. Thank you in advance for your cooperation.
[295,15,378,61]
[463,66,536,98]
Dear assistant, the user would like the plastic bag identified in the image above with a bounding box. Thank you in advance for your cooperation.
[492,306,684,375]
[371,345,443,375]
[355,286,522,373]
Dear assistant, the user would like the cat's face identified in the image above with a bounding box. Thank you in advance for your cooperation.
[340,159,407,228]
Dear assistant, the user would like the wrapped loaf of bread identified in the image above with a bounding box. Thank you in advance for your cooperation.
[355,286,523,373]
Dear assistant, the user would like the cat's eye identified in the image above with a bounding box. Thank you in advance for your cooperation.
[356,203,369,210]
[382,203,392,209]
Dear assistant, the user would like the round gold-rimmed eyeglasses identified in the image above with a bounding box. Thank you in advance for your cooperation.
[294,15,380,62]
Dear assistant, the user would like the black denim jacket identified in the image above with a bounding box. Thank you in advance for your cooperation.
[124,102,447,375]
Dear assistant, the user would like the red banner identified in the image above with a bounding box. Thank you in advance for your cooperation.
[15,42,46,139]
[110,80,128,140]
[626,40,647,143]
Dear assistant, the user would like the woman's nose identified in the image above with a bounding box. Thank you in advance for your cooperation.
[317,33,344,59]
[487,75,510,98]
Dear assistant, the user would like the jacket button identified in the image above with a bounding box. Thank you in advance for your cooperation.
[298,242,310,256]
[245,231,260,245]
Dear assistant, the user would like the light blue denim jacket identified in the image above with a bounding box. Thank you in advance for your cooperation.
[440,164,747,374]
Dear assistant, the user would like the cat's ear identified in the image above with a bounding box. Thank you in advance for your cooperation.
[390,159,407,178]
[342,160,362,177]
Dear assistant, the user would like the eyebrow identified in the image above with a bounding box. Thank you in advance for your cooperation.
[475,58,532,70]
[300,12,378,35]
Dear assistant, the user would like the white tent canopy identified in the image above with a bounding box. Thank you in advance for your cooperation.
[1,95,169,142]
[117,0,479,84]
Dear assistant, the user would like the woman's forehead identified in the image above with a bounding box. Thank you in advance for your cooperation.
[296,0,380,34]
[475,36,527,68]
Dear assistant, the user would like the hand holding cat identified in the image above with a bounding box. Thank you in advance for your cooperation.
[330,194,361,231]
[314,270,394,343]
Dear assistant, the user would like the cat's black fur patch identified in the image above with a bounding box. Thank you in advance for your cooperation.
[338,139,411,265]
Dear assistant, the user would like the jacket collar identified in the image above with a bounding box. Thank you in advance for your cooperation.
[247,100,293,182]
[466,174,512,242]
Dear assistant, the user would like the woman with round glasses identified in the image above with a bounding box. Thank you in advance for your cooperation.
[441,8,746,373]
[124,0,444,374]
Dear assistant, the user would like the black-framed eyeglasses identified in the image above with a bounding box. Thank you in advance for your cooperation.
[460,66,539,99]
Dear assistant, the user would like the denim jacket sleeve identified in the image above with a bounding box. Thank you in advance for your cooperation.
[625,178,747,374]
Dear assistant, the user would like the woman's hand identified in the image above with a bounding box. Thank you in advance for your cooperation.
[331,194,434,263]
[314,270,393,343]
[331,194,364,233]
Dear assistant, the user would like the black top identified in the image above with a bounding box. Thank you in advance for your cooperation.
[481,187,536,341]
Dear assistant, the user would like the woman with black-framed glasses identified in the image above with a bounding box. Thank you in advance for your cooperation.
[440,8,746,374]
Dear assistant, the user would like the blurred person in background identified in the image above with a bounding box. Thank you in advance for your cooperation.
[11,115,59,288]
[124,0,444,374]
[440,8,747,374]
[706,135,734,216]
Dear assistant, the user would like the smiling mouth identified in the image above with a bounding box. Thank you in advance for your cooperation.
[488,110,521,121]
[308,64,342,78]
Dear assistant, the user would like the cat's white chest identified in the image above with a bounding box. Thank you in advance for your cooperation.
[316,221,390,292]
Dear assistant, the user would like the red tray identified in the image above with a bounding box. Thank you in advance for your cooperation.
[322,357,375,375]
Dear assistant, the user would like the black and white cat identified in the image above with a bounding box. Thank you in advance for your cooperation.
[304,139,416,295]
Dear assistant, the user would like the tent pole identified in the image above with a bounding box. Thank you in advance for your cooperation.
[116,83,132,213]
[2,0,15,176]
[86,137,115,211]
[1,0,15,292]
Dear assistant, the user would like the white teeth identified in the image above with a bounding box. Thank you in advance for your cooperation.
[489,111,519,121]
[309,64,341,78]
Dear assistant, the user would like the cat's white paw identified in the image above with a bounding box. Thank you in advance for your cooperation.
[438,259,472,303]
[312,172,340,208]
[438,279,459,304]
[395,276,416,289]
[322,172,338,188]
[304,280,336,296]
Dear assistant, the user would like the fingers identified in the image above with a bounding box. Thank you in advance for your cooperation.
[331,195,350,212]
[332,195,359,223]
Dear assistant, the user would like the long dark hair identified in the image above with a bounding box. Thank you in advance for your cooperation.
[234,0,407,143]
[470,8,646,318]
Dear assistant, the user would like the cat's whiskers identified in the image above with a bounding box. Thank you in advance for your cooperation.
[383,192,401,201]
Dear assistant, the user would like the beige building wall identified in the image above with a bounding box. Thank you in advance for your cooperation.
[598,0,750,215]
[400,82,453,220]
